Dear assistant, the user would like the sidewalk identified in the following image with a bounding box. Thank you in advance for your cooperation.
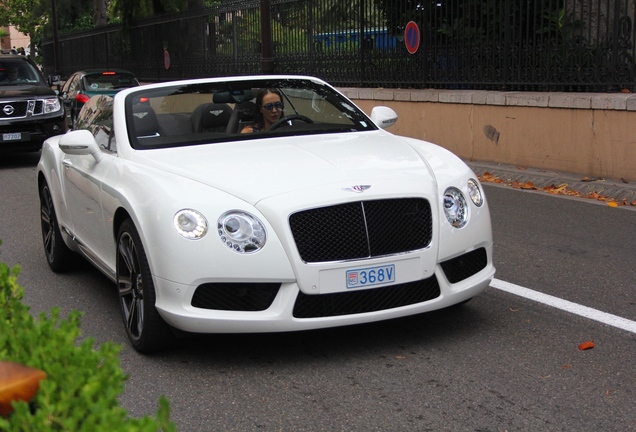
[466,160,636,206]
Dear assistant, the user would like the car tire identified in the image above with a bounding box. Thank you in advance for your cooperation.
[117,219,174,353]
[39,181,77,272]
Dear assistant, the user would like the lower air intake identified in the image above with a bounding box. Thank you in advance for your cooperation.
[293,276,440,318]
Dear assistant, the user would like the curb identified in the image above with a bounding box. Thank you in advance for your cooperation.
[465,160,636,205]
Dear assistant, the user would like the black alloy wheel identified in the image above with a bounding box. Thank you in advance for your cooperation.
[116,219,173,353]
[39,181,76,272]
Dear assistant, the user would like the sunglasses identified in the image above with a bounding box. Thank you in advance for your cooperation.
[261,102,283,111]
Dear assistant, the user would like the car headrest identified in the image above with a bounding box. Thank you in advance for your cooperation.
[191,103,232,133]
[132,104,160,137]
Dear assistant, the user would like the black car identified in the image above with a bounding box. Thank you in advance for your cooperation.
[0,55,67,151]
[60,69,140,129]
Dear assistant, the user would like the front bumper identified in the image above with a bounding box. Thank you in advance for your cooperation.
[0,112,67,151]
[153,248,495,334]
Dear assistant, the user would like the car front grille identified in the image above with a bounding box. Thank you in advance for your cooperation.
[192,282,281,311]
[293,275,441,318]
[0,100,47,119]
[440,247,488,284]
[289,198,433,263]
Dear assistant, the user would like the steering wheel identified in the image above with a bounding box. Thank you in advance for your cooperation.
[269,114,314,131]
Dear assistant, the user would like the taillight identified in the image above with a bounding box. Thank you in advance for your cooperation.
[75,93,90,103]
[102,71,116,75]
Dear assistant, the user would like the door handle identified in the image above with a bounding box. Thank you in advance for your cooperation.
[62,160,73,168]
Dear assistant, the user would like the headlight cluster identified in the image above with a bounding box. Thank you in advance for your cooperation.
[443,179,484,228]
[43,98,62,114]
[217,211,267,253]
[173,209,208,239]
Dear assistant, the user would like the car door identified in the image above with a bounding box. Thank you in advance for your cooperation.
[61,95,116,272]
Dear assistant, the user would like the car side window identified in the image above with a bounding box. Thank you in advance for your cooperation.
[61,74,73,93]
[76,94,116,152]
[65,75,79,94]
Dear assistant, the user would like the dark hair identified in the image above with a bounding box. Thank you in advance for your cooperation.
[253,88,283,128]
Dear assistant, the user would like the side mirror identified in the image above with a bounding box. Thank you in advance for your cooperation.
[47,75,61,87]
[58,130,103,163]
[370,106,398,129]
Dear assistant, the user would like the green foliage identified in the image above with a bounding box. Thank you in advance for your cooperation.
[0,243,175,431]
[0,0,46,40]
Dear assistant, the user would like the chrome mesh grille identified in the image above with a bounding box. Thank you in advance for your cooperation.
[289,198,432,263]
[0,101,28,118]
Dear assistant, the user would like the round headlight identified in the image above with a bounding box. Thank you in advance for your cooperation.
[217,211,267,253]
[174,209,208,239]
[467,178,484,207]
[443,187,468,228]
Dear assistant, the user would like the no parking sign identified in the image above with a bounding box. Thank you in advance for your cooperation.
[404,21,420,54]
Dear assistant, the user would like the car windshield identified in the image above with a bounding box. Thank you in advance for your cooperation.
[0,60,43,85]
[83,72,139,91]
[125,78,377,150]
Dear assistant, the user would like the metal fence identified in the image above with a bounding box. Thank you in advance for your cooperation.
[40,0,636,92]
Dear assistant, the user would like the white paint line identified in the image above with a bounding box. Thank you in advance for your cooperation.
[490,278,636,335]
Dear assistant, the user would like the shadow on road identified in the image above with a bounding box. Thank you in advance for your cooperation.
[0,151,41,169]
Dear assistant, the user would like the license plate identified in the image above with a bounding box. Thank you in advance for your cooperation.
[2,132,21,141]
[346,264,396,289]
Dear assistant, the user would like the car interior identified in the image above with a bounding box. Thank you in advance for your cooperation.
[74,81,376,150]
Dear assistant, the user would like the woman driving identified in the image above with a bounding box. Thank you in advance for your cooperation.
[241,88,284,133]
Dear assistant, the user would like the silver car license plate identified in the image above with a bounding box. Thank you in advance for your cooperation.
[346,264,396,289]
[2,132,22,141]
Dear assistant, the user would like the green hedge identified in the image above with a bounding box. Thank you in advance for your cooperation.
[0,242,175,431]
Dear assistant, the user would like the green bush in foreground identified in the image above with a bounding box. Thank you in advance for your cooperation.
[0,244,175,431]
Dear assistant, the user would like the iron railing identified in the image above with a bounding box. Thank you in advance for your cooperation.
[40,0,636,92]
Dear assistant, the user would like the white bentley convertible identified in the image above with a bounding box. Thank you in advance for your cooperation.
[37,75,495,353]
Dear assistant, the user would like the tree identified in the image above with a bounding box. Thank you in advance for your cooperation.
[0,0,48,41]
[95,0,108,27]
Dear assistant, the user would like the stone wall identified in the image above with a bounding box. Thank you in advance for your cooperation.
[341,88,636,182]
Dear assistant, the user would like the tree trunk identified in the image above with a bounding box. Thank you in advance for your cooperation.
[94,0,108,27]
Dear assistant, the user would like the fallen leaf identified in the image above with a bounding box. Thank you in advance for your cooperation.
[395,356,407,359]
[562,364,572,369]
[509,307,519,312]
[581,177,605,182]
[0,362,47,416]
[607,201,619,208]
[578,341,595,351]
[520,181,536,190]
[621,178,629,184]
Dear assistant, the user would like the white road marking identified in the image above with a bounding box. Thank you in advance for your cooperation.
[490,278,636,335]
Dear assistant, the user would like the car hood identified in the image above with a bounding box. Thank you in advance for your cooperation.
[132,132,438,205]
[0,84,56,98]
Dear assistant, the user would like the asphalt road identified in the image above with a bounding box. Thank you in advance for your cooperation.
[1,151,635,431]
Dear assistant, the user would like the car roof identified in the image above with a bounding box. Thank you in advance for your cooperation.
[0,55,34,62]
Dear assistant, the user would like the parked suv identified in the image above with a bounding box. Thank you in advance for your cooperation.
[0,55,67,151]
